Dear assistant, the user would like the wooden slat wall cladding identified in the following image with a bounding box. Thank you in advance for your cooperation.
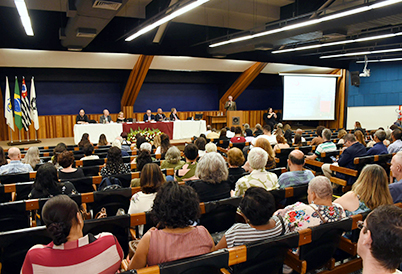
[1,110,272,141]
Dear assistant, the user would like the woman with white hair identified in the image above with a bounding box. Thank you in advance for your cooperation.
[112,138,129,157]
[186,152,230,202]
[234,147,278,196]
[205,142,217,153]
[275,176,346,232]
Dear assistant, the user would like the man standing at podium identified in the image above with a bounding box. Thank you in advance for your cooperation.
[224,96,237,111]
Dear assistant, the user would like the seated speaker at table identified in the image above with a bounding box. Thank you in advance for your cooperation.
[76,109,89,124]
[170,108,180,121]
[143,109,155,122]
[155,108,167,121]
[99,109,113,124]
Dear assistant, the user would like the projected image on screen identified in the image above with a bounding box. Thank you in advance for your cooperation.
[283,75,336,120]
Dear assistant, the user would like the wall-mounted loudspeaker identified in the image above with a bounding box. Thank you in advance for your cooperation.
[350,71,360,87]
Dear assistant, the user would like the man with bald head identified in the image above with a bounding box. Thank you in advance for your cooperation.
[389,151,402,203]
[0,147,33,175]
[224,96,237,111]
[155,108,167,121]
[278,150,315,189]
[99,109,112,124]
[143,110,155,122]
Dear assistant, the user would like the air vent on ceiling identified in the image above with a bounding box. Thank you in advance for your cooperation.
[92,0,122,11]
[76,28,97,38]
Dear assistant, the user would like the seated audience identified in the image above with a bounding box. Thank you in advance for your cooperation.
[283,123,291,133]
[274,123,283,135]
[292,128,306,143]
[357,205,402,274]
[235,147,279,196]
[311,126,325,146]
[134,135,147,151]
[205,142,217,153]
[0,146,8,167]
[306,128,336,161]
[227,148,246,190]
[120,132,132,152]
[155,108,167,121]
[143,109,155,122]
[389,152,402,203]
[253,123,263,137]
[161,146,185,169]
[21,146,42,169]
[354,121,365,136]
[128,182,214,269]
[243,123,253,137]
[21,195,123,273]
[206,128,219,139]
[292,134,303,147]
[76,109,89,124]
[385,128,392,146]
[322,134,367,185]
[337,129,347,145]
[155,133,170,156]
[131,146,153,187]
[99,109,112,124]
[195,137,207,158]
[231,126,246,143]
[131,141,155,164]
[186,152,230,202]
[80,143,99,160]
[215,187,289,249]
[78,133,91,148]
[97,133,110,146]
[335,164,393,216]
[28,163,77,199]
[226,126,235,138]
[354,130,367,147]
[244,138,276,171]
[204,125,212,136]
[284,129,293,145]
[252,125,277,146]
[129,163,164,236]
[169,108,180,121]
[58,151,85,180]
[112,138,129,157]
[50,142,67,169]
[273,134,290,151]
[275,176,345,232]
[175,143,198,182]
[116,111,126,123]
[367,130,388,155]
[388,128,402,153]
[153,134,161,153]
[101,147,131,177]
[219,129,230,141]
[0,147,33,175]
[279,150,314,189]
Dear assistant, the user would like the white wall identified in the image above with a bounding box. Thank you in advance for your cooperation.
[346,105,401,130]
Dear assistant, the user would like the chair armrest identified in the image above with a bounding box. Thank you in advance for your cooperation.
[284,250,307,274]
[305,159,324,168]
[330,177,347,187]
[339,236,357,256]
[329,165,358,177]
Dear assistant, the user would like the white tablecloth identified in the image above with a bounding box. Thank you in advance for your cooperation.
[173,120,207,139]
[73,124,123,145]
[73,120,207,143]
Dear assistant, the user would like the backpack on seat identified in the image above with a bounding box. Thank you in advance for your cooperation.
[98,177,122,191]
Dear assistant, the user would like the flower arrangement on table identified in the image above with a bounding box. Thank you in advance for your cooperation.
[127,128,162,145]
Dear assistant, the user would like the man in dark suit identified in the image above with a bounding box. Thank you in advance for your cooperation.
[155,108,167,121]
[143,109,155,122]
[99,109,112,124]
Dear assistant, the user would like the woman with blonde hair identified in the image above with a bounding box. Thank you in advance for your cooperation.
[22,146,41,169]
[243,138,276,172]
[153,134,161,153]
[334,164,393,216]
[337,129,347,145]
[354,130,366,147]
[161,146,184,169]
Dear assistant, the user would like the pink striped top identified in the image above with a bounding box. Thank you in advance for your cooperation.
[21,233,123,274]
[147,226,214,266]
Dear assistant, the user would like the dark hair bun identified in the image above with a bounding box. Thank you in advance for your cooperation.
[47,222,68,245]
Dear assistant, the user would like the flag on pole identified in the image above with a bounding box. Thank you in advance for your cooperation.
[4,76,14,131]
[30,77,39,130]
[14,77,23,131]
[21,77,31,131]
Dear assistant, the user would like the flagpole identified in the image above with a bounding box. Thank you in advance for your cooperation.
[19,129,21,142]
[26,129,30,141]
[35,130,37,141]
[9,128,13,144]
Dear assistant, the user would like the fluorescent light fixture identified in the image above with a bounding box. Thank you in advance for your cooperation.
[320,47,402,59]
[272,32,402,54]
[357,57,402,63]
[14,0,34,36]
[210,0,402,48]
[126,0,209,42]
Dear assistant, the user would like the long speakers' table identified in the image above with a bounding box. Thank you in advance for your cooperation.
[74,120,207,144]
[73,124,123,145]
[122,122,174,139]
[123,120,207,140]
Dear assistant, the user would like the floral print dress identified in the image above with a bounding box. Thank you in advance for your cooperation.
[275,202,346,232]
